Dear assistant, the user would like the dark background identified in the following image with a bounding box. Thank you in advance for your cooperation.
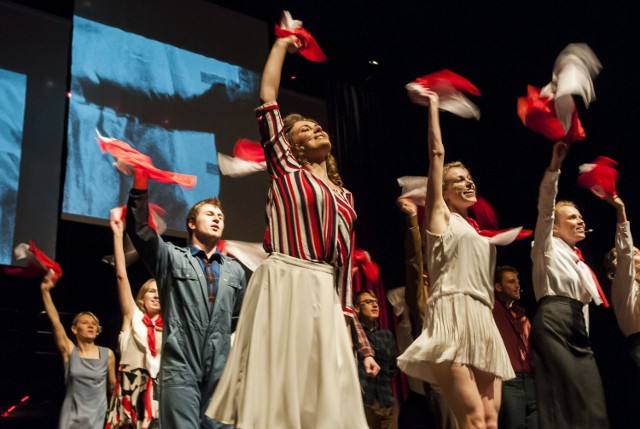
[2,0,639,427]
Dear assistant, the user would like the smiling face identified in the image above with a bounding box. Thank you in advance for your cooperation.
[289,119,331,164]
[137,279,160,316]
[443,166,477,211]
[553,203,586,247]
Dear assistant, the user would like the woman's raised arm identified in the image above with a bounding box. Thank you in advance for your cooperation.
[423,90,448,235]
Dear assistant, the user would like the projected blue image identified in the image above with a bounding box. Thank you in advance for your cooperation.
[63,16,260,233]
[0,68,27,265]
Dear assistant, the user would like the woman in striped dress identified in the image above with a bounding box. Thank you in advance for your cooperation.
[206,35,370,429]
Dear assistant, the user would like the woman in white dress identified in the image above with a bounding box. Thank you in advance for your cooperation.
[397,90,513,429]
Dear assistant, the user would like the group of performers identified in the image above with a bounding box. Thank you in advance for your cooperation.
[32,14,640,429]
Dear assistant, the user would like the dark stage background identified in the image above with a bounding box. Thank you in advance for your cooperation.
[1,0,640,427]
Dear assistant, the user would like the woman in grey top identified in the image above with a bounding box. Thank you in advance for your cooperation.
[40,270,116,428]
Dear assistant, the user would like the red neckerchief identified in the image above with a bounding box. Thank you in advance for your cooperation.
[142,314,163,357]
[574,247,610,307]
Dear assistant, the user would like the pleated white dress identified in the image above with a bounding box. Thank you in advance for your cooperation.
[205,252,368,429]
[397,214,515,384]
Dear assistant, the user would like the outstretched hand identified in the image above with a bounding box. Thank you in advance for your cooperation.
[605,193,627,223]
[397,197,418,217]
[422,89,440,110]
[40,269,59,293]
[549,141,569,171]
[605,194,624,208]
[110,208,125,235]
[132,166,149,190]
[278,35,301,54]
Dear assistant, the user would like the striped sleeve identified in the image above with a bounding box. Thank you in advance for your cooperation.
[256,102,302,178]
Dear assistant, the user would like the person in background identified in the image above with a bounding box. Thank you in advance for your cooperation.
[354,289,399,429]
[603,193,640,427]
[40,270,116,429]
[106,210,162,428]
[492,265,537,429]
[395,196,457,429]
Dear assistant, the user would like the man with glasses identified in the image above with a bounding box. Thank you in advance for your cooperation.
[354,289,399,429]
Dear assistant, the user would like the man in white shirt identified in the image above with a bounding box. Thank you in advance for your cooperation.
[530,142,609,428]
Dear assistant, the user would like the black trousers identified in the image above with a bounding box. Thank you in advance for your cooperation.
[531,296,608,429]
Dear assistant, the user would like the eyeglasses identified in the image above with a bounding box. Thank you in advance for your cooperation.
[359,299,379,306]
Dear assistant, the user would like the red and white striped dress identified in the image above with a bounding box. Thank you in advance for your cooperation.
[206,102,369,429]
[258,101,357,308]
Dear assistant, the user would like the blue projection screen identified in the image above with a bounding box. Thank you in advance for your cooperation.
[62,0,326,242]
[0,2,69,265]
[63,16,260,235]
[0,69,27,265]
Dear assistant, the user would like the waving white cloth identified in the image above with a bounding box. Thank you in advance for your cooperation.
[540,43,602,133]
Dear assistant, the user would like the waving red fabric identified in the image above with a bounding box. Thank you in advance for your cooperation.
[517,85,586,143]
[97,134,197,188]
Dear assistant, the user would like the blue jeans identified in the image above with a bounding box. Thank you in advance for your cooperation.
[499,372,537,429]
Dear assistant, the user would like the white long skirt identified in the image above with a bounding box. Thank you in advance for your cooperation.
[205,252,368,429]
[397,293,515,384]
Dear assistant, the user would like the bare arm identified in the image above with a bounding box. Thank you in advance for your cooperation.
[397,198,426,339]
[260,36,300,104]
[111,210,136,331]
[40,271,74,362]
[107,348,116,393]
[423,91,448,235]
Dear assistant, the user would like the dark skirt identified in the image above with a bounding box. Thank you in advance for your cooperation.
[531,296,608,428]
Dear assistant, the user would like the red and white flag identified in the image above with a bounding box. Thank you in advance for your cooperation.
[218,138,266,178]
[406,69,481,119]
[274,10,327,62]
[518,43,601,143]
[97,130,197,188]
[577,156,619,199]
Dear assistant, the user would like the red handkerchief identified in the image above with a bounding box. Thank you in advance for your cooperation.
[274,10,327,62]
[97,132,197,189]
[517,85,586,143]
[406,69,481,119]
[4,241,63,279]
[577,156,619,199]
[234,138,265,163]
[413,69,481,97]
[218,138,267,178]
[114,204,167,233]
[469,196,498,230]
